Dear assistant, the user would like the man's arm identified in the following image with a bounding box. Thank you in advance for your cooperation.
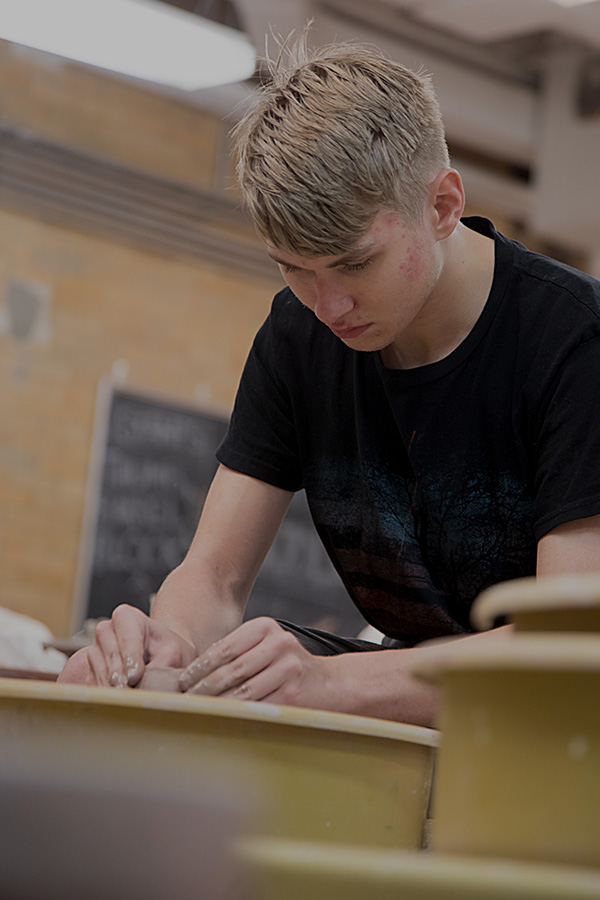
[176,611,511,727]
[151,464,294,651]
[58,465,293,686]
[536,513,600,575]
[176,513,600,726]
[62,490,600,722]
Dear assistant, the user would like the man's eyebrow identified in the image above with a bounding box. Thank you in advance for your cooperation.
[326,244,376,267]
[267,244,376,269]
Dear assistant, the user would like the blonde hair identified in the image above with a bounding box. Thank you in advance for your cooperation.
[233,39,450,256]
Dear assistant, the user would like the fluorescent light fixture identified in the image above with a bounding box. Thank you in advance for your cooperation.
[551,0,599,6]
[0,0,256,91]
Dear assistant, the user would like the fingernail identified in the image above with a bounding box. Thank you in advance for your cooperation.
[178,669,193,691]
[110,671,128,688]
[125,658,140,682]
[179,657,210,690]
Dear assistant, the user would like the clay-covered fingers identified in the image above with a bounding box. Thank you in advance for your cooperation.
[179,618,304,700]
[179,617,283,695]
[222,650,305,703]
[56,604,197,689]
[179,619,265,694]
[181,637,272,697]
[177,617,260,690]
[89,619,128,687]
[91,605,150,687]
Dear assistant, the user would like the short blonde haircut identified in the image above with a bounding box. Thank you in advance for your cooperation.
[233,40,450,256]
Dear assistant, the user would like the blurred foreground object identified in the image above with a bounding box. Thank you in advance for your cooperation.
[239,837,600,900]
[0,606,66,675]
[472,572,600,632]
[0,763,244,900]
[0,679,436,851]
[411,571,600,868]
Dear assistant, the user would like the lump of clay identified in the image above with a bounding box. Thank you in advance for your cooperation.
[137,666,185,692]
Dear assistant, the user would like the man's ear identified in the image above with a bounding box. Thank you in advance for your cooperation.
[428,169,465,240]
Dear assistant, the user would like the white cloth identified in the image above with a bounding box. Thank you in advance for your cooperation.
[0,607,67,673]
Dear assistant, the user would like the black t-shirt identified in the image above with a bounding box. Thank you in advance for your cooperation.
[217,218,600,644]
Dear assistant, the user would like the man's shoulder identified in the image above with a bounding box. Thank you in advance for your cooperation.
[465,216,599,304]
[472,216,600,325]
[512,248,600,337]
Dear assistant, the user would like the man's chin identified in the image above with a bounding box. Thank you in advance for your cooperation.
[338,331,388,353]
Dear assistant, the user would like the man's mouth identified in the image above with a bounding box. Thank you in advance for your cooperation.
[330,323,370,339]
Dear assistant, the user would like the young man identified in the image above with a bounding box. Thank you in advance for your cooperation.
[59,43,600,727]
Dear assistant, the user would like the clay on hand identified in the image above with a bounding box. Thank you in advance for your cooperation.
[137,666,185,692]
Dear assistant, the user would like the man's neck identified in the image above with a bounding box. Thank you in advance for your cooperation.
[380,222,495,370]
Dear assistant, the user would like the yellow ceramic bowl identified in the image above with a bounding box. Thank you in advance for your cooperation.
[238,838,600,900]
[472,574,600,633]
[411,634,600,869]
[0,678,437,850]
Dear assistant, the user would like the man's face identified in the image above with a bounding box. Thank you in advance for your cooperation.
[267,209,442,355]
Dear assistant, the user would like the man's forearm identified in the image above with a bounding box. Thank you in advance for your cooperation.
[329,625,514,727]
[328,648,440,727]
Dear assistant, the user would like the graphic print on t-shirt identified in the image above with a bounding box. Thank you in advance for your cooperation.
[306,452,536,643]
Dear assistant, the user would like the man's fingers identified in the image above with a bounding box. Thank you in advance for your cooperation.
[59,604,195,689]
[86,641,115,688]
[92,619,129,687]
[182,638,271,696]
[182,623,304,698]
[179,617,277,691]
[91,605,152,687]
[221,662,288,703]
[222,646,316,705]
[110,605,150,685]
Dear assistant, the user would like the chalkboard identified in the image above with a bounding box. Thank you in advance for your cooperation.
[75,386,367,638]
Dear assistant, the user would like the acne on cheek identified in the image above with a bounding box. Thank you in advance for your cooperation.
[398,245,425,280]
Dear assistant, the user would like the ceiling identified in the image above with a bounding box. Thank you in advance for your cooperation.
[229,0,600,85]
[321,0,600,54]
[18,0,597,261]
[10,0,591,258]
[205,0,598,266]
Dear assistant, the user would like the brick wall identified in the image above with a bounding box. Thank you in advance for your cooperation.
[0,42,281,637]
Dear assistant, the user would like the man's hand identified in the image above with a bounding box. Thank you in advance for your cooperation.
[57,604,196,688]
[179,617,334,709]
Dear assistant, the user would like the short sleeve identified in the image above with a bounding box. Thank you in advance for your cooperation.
[533,336,600,538]
[216,300,304,492]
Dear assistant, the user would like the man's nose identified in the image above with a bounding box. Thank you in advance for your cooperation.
[312,278,354,326]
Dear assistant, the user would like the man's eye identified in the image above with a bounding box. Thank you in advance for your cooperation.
[343,259,372,273]
[279,258,372,275]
